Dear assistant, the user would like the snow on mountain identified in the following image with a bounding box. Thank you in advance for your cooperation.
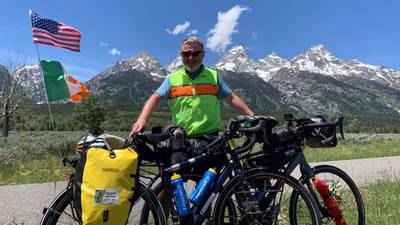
[291,44,348,76]
[215,45,258,75]
[215,45,289,81]
[99,51,167,81]
[291,44,400,88]
[166,55,183,73]
[7,43,400,104]
[13,64,46,103]
[215,43,400,88]
[258,53,290,81]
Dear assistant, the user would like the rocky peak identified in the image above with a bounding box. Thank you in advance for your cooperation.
[306,44,335,60]
[12,64,46,103]
[97,51,167,82]
[259,53,289,67]
[257,53,290,81]
[291,44,345,76]
[215,44,258,74]
[166,55,183,73]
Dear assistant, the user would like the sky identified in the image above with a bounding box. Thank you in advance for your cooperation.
[1,0,400,82]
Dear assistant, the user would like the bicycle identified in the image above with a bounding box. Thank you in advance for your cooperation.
[241,114,365,225]
[137,117,322,225]
[40,116,323,225]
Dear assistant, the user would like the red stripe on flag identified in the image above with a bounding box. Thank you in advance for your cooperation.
[33,40,80,52]
[57,24,81,37]
[32,35,80,48]
[33,30,80,42]
[58,27,81,34]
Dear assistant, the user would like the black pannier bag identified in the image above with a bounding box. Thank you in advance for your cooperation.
[304,116,338,148]
[250,117,294,169]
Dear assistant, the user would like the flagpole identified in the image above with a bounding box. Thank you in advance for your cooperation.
[34,43,66,193]
[34,44,57,132]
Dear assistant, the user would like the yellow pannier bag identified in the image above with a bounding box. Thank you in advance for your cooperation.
[73,146,139,225]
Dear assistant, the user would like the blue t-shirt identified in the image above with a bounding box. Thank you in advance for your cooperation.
[155,67,232,100]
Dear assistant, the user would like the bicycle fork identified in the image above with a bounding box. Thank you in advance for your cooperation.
[310,177,348,225]
[291,151,348,225]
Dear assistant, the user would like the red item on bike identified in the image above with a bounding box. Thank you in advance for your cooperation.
[312,177,348,225]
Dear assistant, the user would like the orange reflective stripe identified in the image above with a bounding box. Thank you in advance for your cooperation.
[170,84,218,99]
[195,84,218,96]
[170,86,193,98]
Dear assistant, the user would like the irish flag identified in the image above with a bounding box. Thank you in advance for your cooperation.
[40,60,89,103]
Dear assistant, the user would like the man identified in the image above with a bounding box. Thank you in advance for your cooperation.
[130,36,254,222]
[129,36,254,137]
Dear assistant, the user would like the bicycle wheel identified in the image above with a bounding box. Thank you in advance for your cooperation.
[40,184,166,225]
[291,165,365,225]
[213,169,321,225]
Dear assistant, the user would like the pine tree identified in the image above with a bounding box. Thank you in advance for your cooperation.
[73,95,107,135]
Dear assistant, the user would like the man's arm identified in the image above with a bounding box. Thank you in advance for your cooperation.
[224,92,255,116]
[129,93,163,137]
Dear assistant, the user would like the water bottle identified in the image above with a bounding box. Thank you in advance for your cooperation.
[171,173,191,217]
[189,168,217,206]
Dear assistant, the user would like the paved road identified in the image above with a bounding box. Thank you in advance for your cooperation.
[1,156,400,225]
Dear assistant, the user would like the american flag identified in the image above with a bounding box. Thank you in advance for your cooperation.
[31,11,81,52]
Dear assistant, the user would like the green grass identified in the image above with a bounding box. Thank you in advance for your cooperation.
[360,179,400,225]
[305,133,400,162]
[0,131,81,185]
[1,132,400,185]
[0,131,130,185]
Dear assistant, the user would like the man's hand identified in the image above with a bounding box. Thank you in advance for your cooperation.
[129,120,146,137]
[128,93,163,138]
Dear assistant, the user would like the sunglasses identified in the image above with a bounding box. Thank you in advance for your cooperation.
[181,51,203,57]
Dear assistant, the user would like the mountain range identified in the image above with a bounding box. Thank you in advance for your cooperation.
[7,44,400,127]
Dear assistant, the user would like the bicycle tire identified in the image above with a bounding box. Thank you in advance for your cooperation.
[213,169,322,225]
[290,165,365,225]
[40,183,166,225]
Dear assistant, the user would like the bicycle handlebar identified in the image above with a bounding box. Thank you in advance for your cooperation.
[301,117,343,129]
[237,119,264,133]
[137,114,345,175]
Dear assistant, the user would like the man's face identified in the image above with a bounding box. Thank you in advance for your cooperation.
[181,41,205,72]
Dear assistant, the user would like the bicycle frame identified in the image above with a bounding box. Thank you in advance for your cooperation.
[244,142,354,223]
[143,134,254,224]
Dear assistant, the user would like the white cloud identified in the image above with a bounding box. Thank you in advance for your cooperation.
[206,5,249,53]
[187,29,198,35]
[99,41,109,47]
[109,48,121,56]
[166,21,191,35]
